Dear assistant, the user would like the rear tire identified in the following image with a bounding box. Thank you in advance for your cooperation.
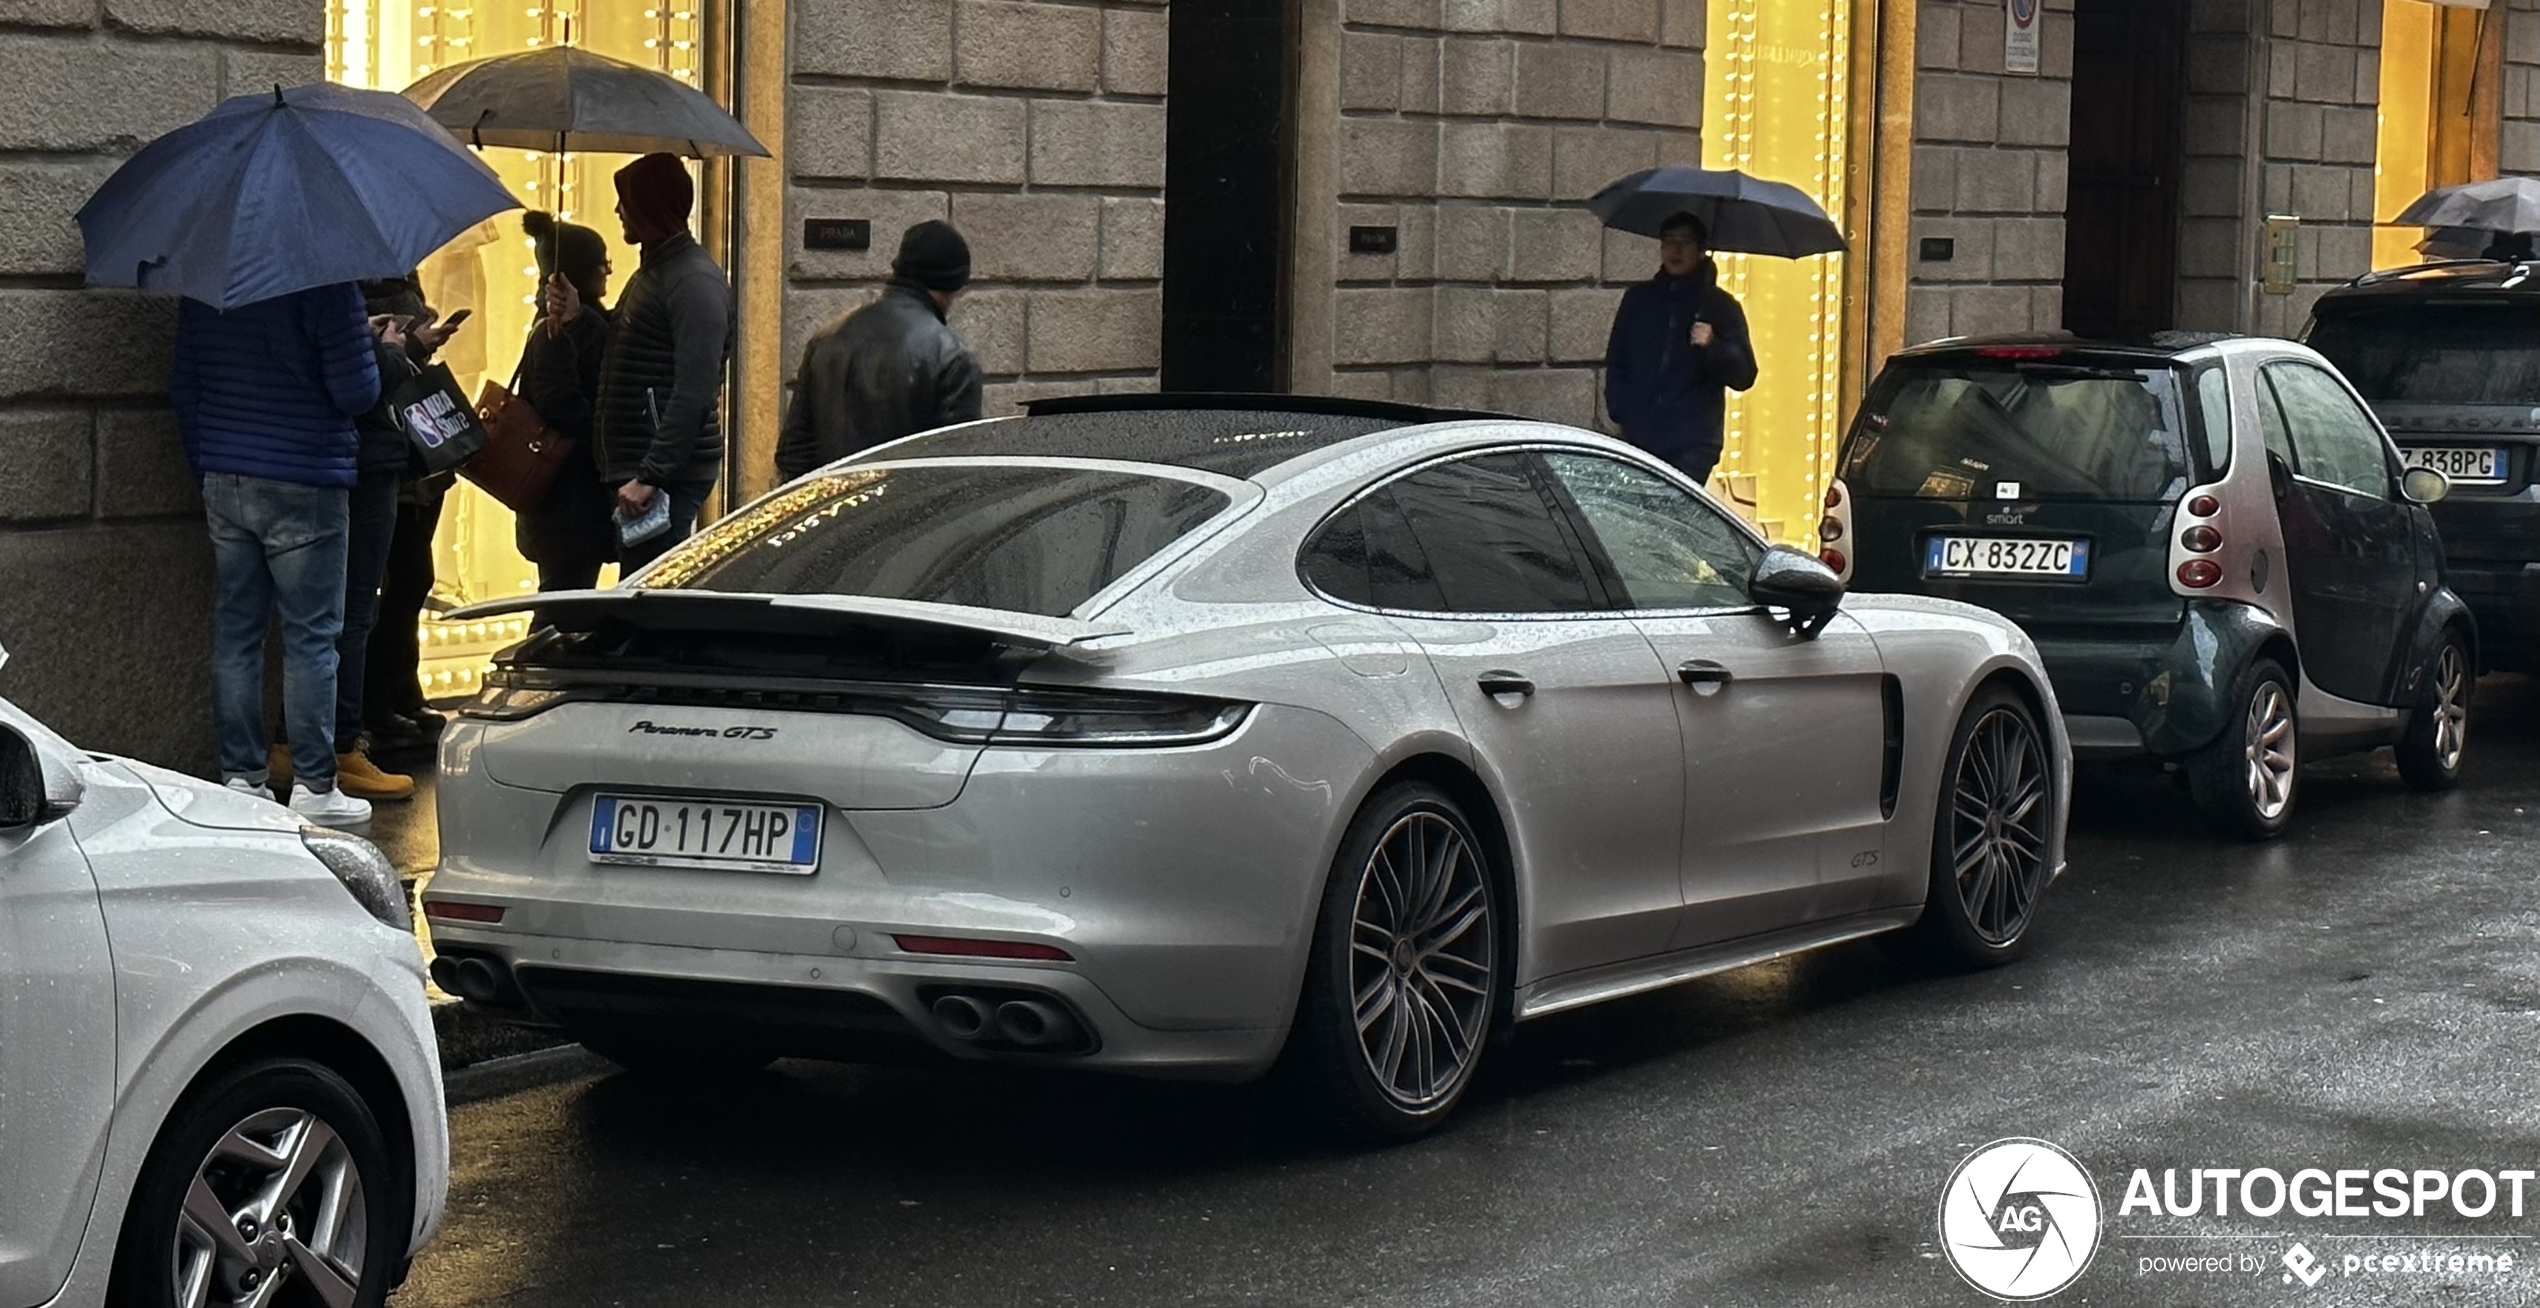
[1904,686,2051,971]
[1285,781,1501,1142]
[2395,633,2470,791]
[110,1058,405,1308]
[2188,658,2298,841]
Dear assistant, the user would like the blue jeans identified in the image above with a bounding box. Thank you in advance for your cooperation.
[204,472,350,790]
[617,479,713,574]
[334,472,401,747]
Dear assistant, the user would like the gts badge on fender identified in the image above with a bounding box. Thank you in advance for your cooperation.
[628,720,780,741]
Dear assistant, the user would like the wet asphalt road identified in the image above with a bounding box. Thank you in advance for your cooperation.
[392,679,2540,1308]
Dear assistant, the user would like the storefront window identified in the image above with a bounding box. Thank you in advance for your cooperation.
[1702,0,1854,548]
[324,1,715,702]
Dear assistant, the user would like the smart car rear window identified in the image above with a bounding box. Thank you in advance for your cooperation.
[1839,360,2193,502]
[638,465,1231,617]
[2307,302,2540,406]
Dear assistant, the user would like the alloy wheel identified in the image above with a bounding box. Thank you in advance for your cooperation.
[2243,682,2297,820]
[171,1106,370,1308]
[1349,809,1494,1110]
[2431,645,2469,771]
[1948,707,2049,947]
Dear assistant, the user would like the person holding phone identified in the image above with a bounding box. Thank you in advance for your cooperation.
[516,211,618,591]
[1602,211,1757,488]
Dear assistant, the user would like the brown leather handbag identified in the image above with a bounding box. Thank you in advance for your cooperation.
[461,368,572,514]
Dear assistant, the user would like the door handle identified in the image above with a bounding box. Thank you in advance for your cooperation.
[1476,671,1535,699]
[1678,660,1734,696]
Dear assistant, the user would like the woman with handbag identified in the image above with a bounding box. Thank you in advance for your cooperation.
[515,212,618,592]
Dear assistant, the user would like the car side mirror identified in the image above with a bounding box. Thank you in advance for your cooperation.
[2266,450,2293,502]
[2401,466,2450,505]
[1750,544,1845,639]
[0,727,47,830]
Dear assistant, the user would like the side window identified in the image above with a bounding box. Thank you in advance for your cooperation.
[2255,378,2300,476]
[2193,365,2232,475]
[2264,362,2393,498]
[1384,453,1600,614]
[1538,451,1762,609]
[1300,494,1448,612]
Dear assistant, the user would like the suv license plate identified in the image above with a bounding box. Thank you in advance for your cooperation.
[1925,536,2090,580]
[589,795,823,873]
[2403,445,2506,485]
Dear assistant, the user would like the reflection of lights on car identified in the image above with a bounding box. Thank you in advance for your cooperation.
[1209,429,1312,446]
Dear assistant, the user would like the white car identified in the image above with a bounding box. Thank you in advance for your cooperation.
[0,654,446,1308]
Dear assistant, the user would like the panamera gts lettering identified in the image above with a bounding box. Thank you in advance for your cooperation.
[627,721,780,741]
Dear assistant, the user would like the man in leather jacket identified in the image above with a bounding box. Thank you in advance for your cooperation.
[776,220,984,481]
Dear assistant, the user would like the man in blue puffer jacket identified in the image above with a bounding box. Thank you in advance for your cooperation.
[169,282,381,827]
[1602,213,1759,487]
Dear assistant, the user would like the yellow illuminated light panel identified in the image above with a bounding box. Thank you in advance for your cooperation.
[1701,0,1852,549]
[324,0,710,701]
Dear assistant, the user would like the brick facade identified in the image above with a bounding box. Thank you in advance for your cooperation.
[1302,0,1706,431]
[2508,0,2540,177]
[0,1,326,770]
[2252,0,2379,337]
[1903,0,2075,344]
[783,0,1169,421]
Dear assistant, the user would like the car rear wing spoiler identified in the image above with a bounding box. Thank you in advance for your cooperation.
[443,590,1126,651]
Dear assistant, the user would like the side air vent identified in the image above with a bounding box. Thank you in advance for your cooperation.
[1879,675,1905,819]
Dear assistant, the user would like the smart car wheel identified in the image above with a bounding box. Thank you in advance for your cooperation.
[1287,781,1499,1141]
[2395,634,2470,792]
[2188,657,2298,840]
[110,1058,404,1308]
[1906,685,2049,971]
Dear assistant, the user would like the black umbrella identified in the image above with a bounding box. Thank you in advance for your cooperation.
[1587,165,1846,257]
[2395,178,2540,236]
[402,46,769,158]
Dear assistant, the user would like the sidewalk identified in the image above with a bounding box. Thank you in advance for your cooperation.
[367,743,569,1076]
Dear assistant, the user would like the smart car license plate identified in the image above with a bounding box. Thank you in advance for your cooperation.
[1924,536,2090,580]
[2402,445,2507,485]
[589,795,823,873]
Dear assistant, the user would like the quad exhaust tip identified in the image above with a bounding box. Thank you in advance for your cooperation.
[430,954,511,1005]
[994,999,1078,1048]
[930,993,994,1041]
[924,990,1089,1052]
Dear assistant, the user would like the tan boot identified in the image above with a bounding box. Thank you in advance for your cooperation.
[334,747,416,801]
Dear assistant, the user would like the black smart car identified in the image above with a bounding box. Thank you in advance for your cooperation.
[1823,334,2474,839]
[2306,259,2540,669]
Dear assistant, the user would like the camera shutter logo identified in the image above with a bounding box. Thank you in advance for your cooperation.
[1939,1138,2102,1300]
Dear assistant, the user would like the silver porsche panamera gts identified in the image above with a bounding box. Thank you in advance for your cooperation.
[425,396,2072,1137]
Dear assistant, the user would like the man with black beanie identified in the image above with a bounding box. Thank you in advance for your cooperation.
[593,151,734,572]
[776,219,984,480]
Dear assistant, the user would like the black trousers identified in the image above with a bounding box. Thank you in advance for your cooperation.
[364,491,444,722]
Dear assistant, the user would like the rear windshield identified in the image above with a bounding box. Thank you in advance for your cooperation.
[1840,359,2193,501]
[636,464,1232,617]
[2307,302,2540,406]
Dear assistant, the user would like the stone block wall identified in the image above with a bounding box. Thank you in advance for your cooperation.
[1903,0,2075,344]
[784,0,1168,425]
[2253,0,2379,337]
[2175,0,2256,331]
[2508,0,2540,177]
[1311,0,1707,431]
[0,2,325,771]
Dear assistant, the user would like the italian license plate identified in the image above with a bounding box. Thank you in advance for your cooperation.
[2403,445,2507,485]
[1925,535,2090,580]
[589,795,823,873]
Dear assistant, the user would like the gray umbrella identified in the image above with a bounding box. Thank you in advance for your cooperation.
[1586,165,1846,257]
[402,46,769,158]
[2395,177,2540,236]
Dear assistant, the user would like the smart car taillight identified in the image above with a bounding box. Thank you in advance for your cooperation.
[2178,559,2224,588]
[2181,525,2222,553]
[1821,547,1848,574]
[1824,483,1844,510]
[1819,516,1844,543]
[2188,494,2220,518]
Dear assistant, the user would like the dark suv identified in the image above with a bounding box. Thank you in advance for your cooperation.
[2306,260,2540,669]
[1823,335,2474,839]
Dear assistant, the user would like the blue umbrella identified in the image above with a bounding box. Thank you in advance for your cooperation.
[1587,165,1847,258]
[78,82,520,310]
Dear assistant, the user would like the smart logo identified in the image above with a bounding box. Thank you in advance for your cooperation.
[1941,1138,2103,1300]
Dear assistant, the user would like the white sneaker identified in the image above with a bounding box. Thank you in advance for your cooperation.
[288,784,372,827]
[223,778,269,799]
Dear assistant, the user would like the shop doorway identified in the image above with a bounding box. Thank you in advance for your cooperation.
[1161,0,1294,391]
[2061,0,2186,339]
[324,1,724,701]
